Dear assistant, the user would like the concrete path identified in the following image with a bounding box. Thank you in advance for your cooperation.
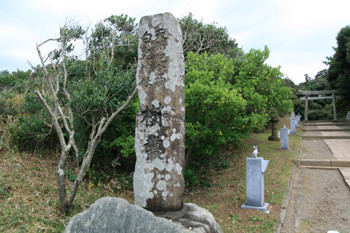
[281,121,350,232]
[299,121,350,187]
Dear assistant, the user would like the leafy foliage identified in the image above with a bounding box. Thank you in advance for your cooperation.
[185,48,293,164]
[327,25,350,102]
[5,14,294,192]
[0,69,33,92]
[178,13,241,58]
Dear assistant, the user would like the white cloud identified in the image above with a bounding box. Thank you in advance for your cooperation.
[1,0,350,84]
[269,51,328,84]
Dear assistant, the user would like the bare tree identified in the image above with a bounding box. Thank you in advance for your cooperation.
[178,13,238,57]
[31,21,137,215]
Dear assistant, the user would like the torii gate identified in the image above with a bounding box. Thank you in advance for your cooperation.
[299,90,340,121]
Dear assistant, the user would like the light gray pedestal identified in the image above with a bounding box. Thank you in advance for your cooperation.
[297,114,301,124]
[281,126,289,150]
[241,157,269,212]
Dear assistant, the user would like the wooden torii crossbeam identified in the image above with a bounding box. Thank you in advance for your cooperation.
[299,90,340,121]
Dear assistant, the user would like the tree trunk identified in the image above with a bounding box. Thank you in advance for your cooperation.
[57,150,68,215]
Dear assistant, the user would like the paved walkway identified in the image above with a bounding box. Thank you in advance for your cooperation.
[281,121,350,232]
[324,138,350,186]
[300,121,350,187]
[324,139,350,159]
[302,122,350,139]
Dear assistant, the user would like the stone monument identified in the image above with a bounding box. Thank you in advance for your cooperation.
[134,12,185,211]
[281,125,290,150]
[290,116,296,134]
[346,111,350,121]
[241,146,269,212]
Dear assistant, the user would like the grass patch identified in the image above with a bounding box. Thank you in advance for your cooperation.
[184,116,302,232]
[0,149,134,232]
[0,116,302,232]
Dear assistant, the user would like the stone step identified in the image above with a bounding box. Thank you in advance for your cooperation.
[303,128,350,132]
[303,122,350,126]
[304,120,344,123]
[303,135,350,139]
[294,159,350,168]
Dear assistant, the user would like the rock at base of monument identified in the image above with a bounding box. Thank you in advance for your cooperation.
[268,136,280,141]
[241,202,269,212]
[154,203,223,233]
[64,197,223,233]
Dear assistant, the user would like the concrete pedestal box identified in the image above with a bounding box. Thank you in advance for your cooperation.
[281,125,290,150]
[290,117,296,134]
[241,155,269,212]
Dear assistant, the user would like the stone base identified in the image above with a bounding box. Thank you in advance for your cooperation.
[268,136,280,141]
[281,148,291,151]
[241,202,269,212]
[65,197,223,233]
[155,203,223,233]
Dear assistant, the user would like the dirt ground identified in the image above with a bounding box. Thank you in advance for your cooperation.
[281,139,350,232]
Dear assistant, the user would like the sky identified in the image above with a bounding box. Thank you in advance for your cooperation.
[0,0,350,84]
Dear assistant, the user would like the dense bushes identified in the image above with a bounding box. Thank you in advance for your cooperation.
[1,14,294,188]
[185,49,293,165]
[2,50,294,170]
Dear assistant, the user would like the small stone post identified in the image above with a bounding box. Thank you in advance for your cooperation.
[281,125,289,150]
[290,113,296,134]
[133,12,185,211]
[241,146,269,212]
[304,96,309,121]
[332,93,337,120]
[268,116,280,141]
[295,116,299,128]
[297,113,301,124]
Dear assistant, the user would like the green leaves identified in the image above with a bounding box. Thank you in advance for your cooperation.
[185,50,293,161]
[327,25,350,102]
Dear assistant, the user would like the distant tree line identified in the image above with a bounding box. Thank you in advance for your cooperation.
[291,25,350,120]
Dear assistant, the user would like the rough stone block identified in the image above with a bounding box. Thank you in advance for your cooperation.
[65,197,223,233]
[134,12,185,211]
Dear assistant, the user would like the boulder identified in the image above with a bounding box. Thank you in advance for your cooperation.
[65,197,222,233]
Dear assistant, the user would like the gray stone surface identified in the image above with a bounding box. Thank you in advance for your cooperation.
[281,125,289,150]
[65,197,222,233]
[156,203,223,233]
[242,150,269,211]
[290,117,296,134]
[297,114,301,124]
[346,111,350,121]
[134,12,185,211]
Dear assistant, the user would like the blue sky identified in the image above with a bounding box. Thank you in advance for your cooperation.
[1,0,349,84]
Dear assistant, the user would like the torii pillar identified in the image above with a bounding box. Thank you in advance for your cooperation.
[304,95,308,121]
[332,93,337,120]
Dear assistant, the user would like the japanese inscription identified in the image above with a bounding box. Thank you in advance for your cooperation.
[140,104,166,161]
[139,28,169,88]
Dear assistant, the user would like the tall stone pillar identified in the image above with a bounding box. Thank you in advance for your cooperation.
[304,95,308,121]
[133,13,185,211]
